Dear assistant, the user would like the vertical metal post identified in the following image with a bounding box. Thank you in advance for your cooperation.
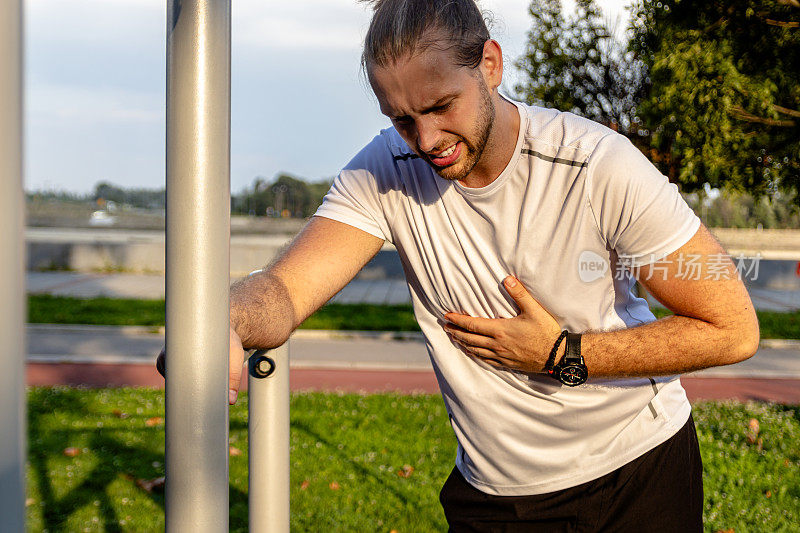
[0,0,26,529]
[165,0,231,530]
[248,345,291,533]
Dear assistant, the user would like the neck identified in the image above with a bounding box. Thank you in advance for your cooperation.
[458,94,520,189]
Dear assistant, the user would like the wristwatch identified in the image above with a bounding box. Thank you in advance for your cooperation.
[552,333,588,386]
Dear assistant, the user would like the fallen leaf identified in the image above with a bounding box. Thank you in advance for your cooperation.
[25,498,35,507]
[145,417,164,427]
[746,418,760,444]
[136,476,166,494]
[229,446,242,456]
[715,529,735,533]
[300,480,310,490]
[112,409,129,419]
[390,530,399,533]
[329,481,340,490]
[765,490,772,498]
[63,447,80,457]
[397,465,414,478]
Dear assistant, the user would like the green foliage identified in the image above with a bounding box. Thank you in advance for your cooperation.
[232,174,332,218]
[684,188,800,228]
[93,181,166,210]
[516,0,800,202]
[631,0,800,197]
[515,0,647,135]
[24,388,800,531]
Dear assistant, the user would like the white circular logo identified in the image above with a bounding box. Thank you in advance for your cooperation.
[578,250,609,283]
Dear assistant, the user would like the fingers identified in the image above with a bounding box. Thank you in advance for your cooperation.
[455,341,513,370]
[443,313,497,335]
[503,276,536,314]
[444,324,498,351]
[228,327,246,404]
[157,333,246,405]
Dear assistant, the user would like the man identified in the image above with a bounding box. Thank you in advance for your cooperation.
[161,0,759,530]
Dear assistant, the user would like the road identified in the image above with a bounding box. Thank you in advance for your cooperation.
[25,324,800,403]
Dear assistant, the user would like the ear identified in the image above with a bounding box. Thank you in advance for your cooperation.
[479,39,503,92]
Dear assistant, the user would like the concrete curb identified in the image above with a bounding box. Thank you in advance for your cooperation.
[26,353,432,371]
[25,323,426,341]
[24,324,800,348]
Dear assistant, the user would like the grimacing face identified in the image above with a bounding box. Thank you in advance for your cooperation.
[368,44,497,183]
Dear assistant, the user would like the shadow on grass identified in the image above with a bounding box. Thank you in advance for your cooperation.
[28,388,256,532]
[291,419,444,532]
[28,387,166,531]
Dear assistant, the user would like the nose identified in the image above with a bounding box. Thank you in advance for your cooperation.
[415,116,441,154]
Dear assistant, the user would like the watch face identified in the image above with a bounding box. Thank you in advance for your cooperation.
[558,364,588,386]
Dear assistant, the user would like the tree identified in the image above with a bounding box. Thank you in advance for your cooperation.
[515,0,800,203]
[515,0,647,137]
[233,174,333,218]
[631,0,800,198]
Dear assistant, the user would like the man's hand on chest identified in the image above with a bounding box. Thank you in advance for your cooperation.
[443,276,563,373]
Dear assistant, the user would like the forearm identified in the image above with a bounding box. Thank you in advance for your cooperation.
[229,271,297,351]
[570,314,758,378]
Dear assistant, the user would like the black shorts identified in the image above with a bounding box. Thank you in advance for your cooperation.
[439,415,703,532]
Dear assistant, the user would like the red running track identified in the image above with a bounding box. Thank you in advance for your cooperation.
[26,362,800,403]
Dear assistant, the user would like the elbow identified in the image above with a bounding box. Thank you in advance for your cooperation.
[730,318,761,365]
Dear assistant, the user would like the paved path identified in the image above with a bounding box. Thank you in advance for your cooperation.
[25,324,800,403]
[28,271,800,311]
[27,272,412,305]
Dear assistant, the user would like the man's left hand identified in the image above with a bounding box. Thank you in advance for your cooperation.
[443,276,562,373]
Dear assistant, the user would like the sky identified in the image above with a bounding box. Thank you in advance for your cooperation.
[24,0,631,194]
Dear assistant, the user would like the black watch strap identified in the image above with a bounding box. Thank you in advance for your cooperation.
[562,332,582,364]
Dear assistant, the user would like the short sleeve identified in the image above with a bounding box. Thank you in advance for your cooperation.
[586,134,701,267]
[313,134,398,243]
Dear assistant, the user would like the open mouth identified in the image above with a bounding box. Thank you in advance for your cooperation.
[428,142,462,167]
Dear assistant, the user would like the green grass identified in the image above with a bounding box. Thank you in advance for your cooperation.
[28,295,167,327]
[27,295,421,332]
[26,388,454,532]
[27,295,800,339]
[24,388,800,532]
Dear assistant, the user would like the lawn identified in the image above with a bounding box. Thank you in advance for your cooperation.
[25,388,800,532]
[26,295,800,339]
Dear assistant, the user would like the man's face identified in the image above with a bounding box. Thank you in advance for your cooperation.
[368,44,496,182]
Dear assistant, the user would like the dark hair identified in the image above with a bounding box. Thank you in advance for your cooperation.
[361,0,491,72]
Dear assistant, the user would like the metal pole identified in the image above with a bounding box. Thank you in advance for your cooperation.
[248,345,291,533]
[0,0,26,529]
[165,0,231,530]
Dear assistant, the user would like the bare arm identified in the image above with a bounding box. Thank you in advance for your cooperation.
[578,223,760,376]
[230,216,385,350]
[443,223,761,377]
[156,215,384,404]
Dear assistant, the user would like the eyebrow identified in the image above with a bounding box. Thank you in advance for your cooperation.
[391,93,457,122]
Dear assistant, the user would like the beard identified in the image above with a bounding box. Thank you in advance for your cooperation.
[424,78,496,182]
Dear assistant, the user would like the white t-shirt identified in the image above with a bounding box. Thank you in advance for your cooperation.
[314,99,702,496]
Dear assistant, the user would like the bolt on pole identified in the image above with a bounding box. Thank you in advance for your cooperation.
[248,345,291,533]
[0,0,26,529]
[165,0,231,531]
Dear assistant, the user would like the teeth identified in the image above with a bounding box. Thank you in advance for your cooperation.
[435,144,457,158]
